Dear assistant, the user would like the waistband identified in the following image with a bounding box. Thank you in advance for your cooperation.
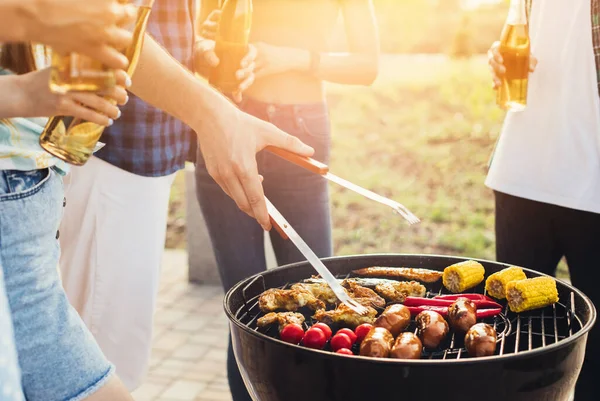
[237,96,328,121]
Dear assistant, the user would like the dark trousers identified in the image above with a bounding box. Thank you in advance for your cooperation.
[195,97,333,401]
[494,191,600,401]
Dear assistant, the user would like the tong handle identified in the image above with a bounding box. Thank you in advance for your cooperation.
[265,146,329,175]
[269,216,289,240]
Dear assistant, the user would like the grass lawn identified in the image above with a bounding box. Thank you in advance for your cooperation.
[166,54,569,279]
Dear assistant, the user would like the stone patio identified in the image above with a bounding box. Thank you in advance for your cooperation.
[131,250,233,401]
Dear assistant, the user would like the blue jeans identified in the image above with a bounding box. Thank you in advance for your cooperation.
[195,97,333,400]
[0,169,114,401]
[0,264,25,401]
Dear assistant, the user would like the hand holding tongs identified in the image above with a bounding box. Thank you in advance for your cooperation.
[266,197,369,315]
[265,147,420,225]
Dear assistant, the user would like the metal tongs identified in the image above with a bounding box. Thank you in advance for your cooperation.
[266,147,420,225]
[266,197,369,315]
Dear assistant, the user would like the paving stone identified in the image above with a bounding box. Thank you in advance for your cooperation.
[171,344,210,361]
[172,316,209,332]
[131,382,166,401]
[154,310,190,326]
[195,390,233,401]
[137,251,233,401]
[161,380,207,401]
[153,331,191,352]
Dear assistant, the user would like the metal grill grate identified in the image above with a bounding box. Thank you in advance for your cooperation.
[234,272,582,360]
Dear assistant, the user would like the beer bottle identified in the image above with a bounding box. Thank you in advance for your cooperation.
[39,2,154,166]
[496,0,530,112]
[49,54,116,94]
[209,0,253,94]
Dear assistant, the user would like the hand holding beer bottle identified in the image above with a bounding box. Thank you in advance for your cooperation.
[40,0,155,166]
[194,6,256,102]
[10,67,128,125]
[488,42,537,90]
[0,0,136,71]
[492,0,532,111]
[207,0,254,96]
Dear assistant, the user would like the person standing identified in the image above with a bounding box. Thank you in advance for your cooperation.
[487,1,600,399]
[193,1,380,399]
[58,0,313,391]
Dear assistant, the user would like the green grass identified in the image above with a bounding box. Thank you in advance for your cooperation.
[166,54,570,279]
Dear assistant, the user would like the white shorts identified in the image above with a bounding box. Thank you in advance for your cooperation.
[59,156,176,390]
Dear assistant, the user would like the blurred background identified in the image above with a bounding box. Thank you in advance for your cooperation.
[166,0,567,277]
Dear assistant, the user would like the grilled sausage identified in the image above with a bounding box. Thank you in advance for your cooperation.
[416,310,449,349]
[447,298,477,334]
[359,327,394,358]
[374,304,411,337]
[465,323,497,357]
[390,332,423,360]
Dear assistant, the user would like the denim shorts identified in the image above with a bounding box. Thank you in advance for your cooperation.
[0,265,25,401]
[0,168,114,401]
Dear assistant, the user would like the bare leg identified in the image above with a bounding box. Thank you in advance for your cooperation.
[84,376,134,401]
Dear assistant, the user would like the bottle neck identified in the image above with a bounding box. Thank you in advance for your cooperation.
[507,0,528,25]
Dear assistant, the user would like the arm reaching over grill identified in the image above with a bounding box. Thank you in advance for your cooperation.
[352,267,443,283]
[313,303,378,328]
[257,312,305,333]
[259,288,325,312]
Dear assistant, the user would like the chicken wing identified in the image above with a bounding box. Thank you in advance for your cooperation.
[258,288,325,312]
[257,312,306,332]
[375,281,427,303]
[291,283,338,305]
[313,303,378,328]
[343,280,386,308]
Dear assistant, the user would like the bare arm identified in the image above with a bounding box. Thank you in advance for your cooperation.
[252,0,380,85]
[128,35,314,229]
[320,0,380,85]
[0,0,134,70]
[0,70,126,123]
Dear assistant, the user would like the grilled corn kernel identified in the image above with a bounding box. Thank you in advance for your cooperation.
[506,277,559,313]
[442,260,485,293]
[485,266,527,299]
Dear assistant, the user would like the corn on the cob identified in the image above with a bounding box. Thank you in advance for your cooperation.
[506,277,559,313]
[485,266,527,299]
[442,260,485,293]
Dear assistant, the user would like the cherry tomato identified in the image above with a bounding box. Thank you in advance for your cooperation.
[312,323,332,340]
[336,348,354,355]
[280,324,304,344]
[330,333,353,352]
[303,327,327,349]
[354,324,374,343]
[337,328,357,344]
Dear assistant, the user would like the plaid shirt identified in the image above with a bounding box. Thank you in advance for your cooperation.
[95,0,197,177]
[591,0,600,94]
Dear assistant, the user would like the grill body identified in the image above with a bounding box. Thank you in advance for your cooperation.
[224,254,596,401]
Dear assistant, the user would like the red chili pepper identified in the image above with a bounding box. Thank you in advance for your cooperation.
[476,308,502,318]
[434,294,497,303]
[404,297,501,310]
[407,305,449,316]
[407,305,502,318]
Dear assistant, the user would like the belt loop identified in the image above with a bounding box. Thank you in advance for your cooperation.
[293,105,304,128]
[266,104,276,122]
